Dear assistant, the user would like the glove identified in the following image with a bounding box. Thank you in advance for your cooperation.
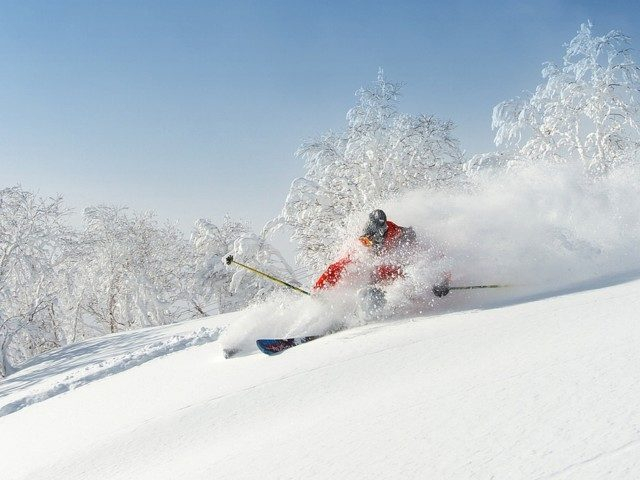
[432,283,450,297]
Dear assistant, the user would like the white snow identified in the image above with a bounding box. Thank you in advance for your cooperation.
[0,320,223,417]
[2,275,640,479]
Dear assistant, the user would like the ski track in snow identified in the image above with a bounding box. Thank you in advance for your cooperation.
[0,326,222,417]
[541,438,640,479]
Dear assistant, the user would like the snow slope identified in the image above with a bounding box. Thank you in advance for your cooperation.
[2,277,640,479]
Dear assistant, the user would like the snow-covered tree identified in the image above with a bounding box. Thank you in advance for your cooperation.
[190,216,296,314]
[274,70,464,270]
[0,187,74,377]
[76,206,189,335]
[483,22,640,175]
[0,191,297,373]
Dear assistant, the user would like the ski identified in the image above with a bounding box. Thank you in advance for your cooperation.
[256,336,321,355]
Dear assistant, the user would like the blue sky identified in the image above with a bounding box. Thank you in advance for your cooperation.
[1,0,639,232]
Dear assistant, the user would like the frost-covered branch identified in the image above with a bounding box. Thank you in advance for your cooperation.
[477,22,640,176]
[278,70,465,270]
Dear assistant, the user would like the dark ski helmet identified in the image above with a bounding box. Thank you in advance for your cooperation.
[361,209,388,246]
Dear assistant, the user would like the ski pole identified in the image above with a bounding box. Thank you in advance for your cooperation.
[450,284,509,290]
[225,255,311,296]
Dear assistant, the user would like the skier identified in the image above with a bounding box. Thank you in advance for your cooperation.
[313,209,450,315]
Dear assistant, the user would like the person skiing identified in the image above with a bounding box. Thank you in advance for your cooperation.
[313,209,450,314]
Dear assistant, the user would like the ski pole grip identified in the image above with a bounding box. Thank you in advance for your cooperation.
[224,254,311,296]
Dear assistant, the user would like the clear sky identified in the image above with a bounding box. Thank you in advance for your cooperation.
[2,0,639,232]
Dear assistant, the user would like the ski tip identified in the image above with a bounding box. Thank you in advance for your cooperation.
[256,336,322,356]
[256,339,286,356]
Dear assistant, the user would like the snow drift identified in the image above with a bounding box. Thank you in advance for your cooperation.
[388,162,640,296]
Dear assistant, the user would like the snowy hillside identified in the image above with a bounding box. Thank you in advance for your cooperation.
[2,276,640,479]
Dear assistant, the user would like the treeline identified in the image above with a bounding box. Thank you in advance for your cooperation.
[0,193,292,376]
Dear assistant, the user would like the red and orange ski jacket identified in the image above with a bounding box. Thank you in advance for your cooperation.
[313,221,414,290]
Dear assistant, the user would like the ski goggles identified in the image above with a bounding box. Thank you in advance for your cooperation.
[359,234,384,248]
[359,235,374,247]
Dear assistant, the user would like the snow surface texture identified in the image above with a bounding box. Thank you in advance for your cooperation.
[0,318,222,417]
[2,275,640,479]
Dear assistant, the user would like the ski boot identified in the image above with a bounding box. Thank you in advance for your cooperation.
[357,286,386,319]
